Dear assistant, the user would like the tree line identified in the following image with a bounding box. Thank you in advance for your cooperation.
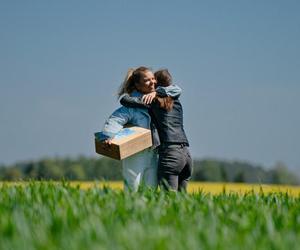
[0,156,298,185]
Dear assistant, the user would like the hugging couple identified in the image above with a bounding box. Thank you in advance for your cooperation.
[98,66,192,192]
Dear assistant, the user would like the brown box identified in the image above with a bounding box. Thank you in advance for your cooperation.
[95,126,152,160]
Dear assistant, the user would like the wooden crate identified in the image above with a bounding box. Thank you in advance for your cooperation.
[95,126,152,160]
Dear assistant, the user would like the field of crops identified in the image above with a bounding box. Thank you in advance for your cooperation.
[74,181,300,197]
[1,181,300,250]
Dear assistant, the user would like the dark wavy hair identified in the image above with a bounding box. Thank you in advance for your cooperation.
[154,69,172,87]
[154,69,174,111]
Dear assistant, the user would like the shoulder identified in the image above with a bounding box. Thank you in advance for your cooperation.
[131,90,143,97]
[111,105,133,116]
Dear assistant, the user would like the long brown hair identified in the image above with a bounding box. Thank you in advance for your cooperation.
[155,96,174,111]
[154,69,174,111]
[118,66,151,98]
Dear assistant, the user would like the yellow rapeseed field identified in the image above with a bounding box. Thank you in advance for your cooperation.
[72,181,300,196]
[2,181,300,196]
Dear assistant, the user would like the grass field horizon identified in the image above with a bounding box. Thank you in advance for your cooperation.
[2,181,300,196]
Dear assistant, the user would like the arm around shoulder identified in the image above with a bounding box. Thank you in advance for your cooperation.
[156,84,182,98]
[119,93,150,109]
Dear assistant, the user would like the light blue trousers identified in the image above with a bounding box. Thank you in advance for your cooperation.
[122,148,158,192]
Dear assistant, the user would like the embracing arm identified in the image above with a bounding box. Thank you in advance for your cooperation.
[156,84,182,98]
[120,84,182,108]
[119,93,150,109]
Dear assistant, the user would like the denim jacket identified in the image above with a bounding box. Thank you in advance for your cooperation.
[101,91,151,136]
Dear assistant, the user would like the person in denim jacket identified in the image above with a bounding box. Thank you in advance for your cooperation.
[120,69,192,192]
[99,67,181,191]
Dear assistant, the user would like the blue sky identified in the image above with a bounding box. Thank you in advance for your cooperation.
[0,1,299,172]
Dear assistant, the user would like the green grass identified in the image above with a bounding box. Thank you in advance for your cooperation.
[0,182,300,250]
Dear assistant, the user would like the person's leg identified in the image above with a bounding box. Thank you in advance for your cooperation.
[178,147,193,192]
[158,146,185,191]
[159,173,179,191]
[142,149,158,189]
[122,151,146,192]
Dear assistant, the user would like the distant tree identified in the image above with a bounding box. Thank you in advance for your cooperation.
[3,167,23,180]
[0,156,299,184]
[92,157,122,180]
[192,160,223,182]
[270,161,299,185]
[23,162,39,179]
[39,159,64,180]
[65,164,86,180]
[233,171,245,183]
[220,165,228,182]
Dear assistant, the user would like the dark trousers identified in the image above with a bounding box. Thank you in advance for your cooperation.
[158,145,192,191]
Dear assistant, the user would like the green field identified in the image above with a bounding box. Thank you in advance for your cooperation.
[1,182,300,250]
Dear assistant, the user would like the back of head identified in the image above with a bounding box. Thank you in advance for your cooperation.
[118,66,151,97]
[154,69,172,87]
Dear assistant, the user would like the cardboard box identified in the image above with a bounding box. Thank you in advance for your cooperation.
[94,126,152,160]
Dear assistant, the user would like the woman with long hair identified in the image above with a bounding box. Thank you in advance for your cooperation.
[120,69,192,192]
[97,66,181,191]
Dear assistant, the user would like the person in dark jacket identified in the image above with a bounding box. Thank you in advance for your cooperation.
[120,69,192,191]
[97,67,182,191]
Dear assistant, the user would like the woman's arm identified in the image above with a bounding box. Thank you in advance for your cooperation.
[96,106,132,140]
[120,84,182,108]
[141,84,182,104]
[156,84,182,98]
[120,93,151,109]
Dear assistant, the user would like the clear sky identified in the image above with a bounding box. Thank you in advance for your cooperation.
[1,1,299,172]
